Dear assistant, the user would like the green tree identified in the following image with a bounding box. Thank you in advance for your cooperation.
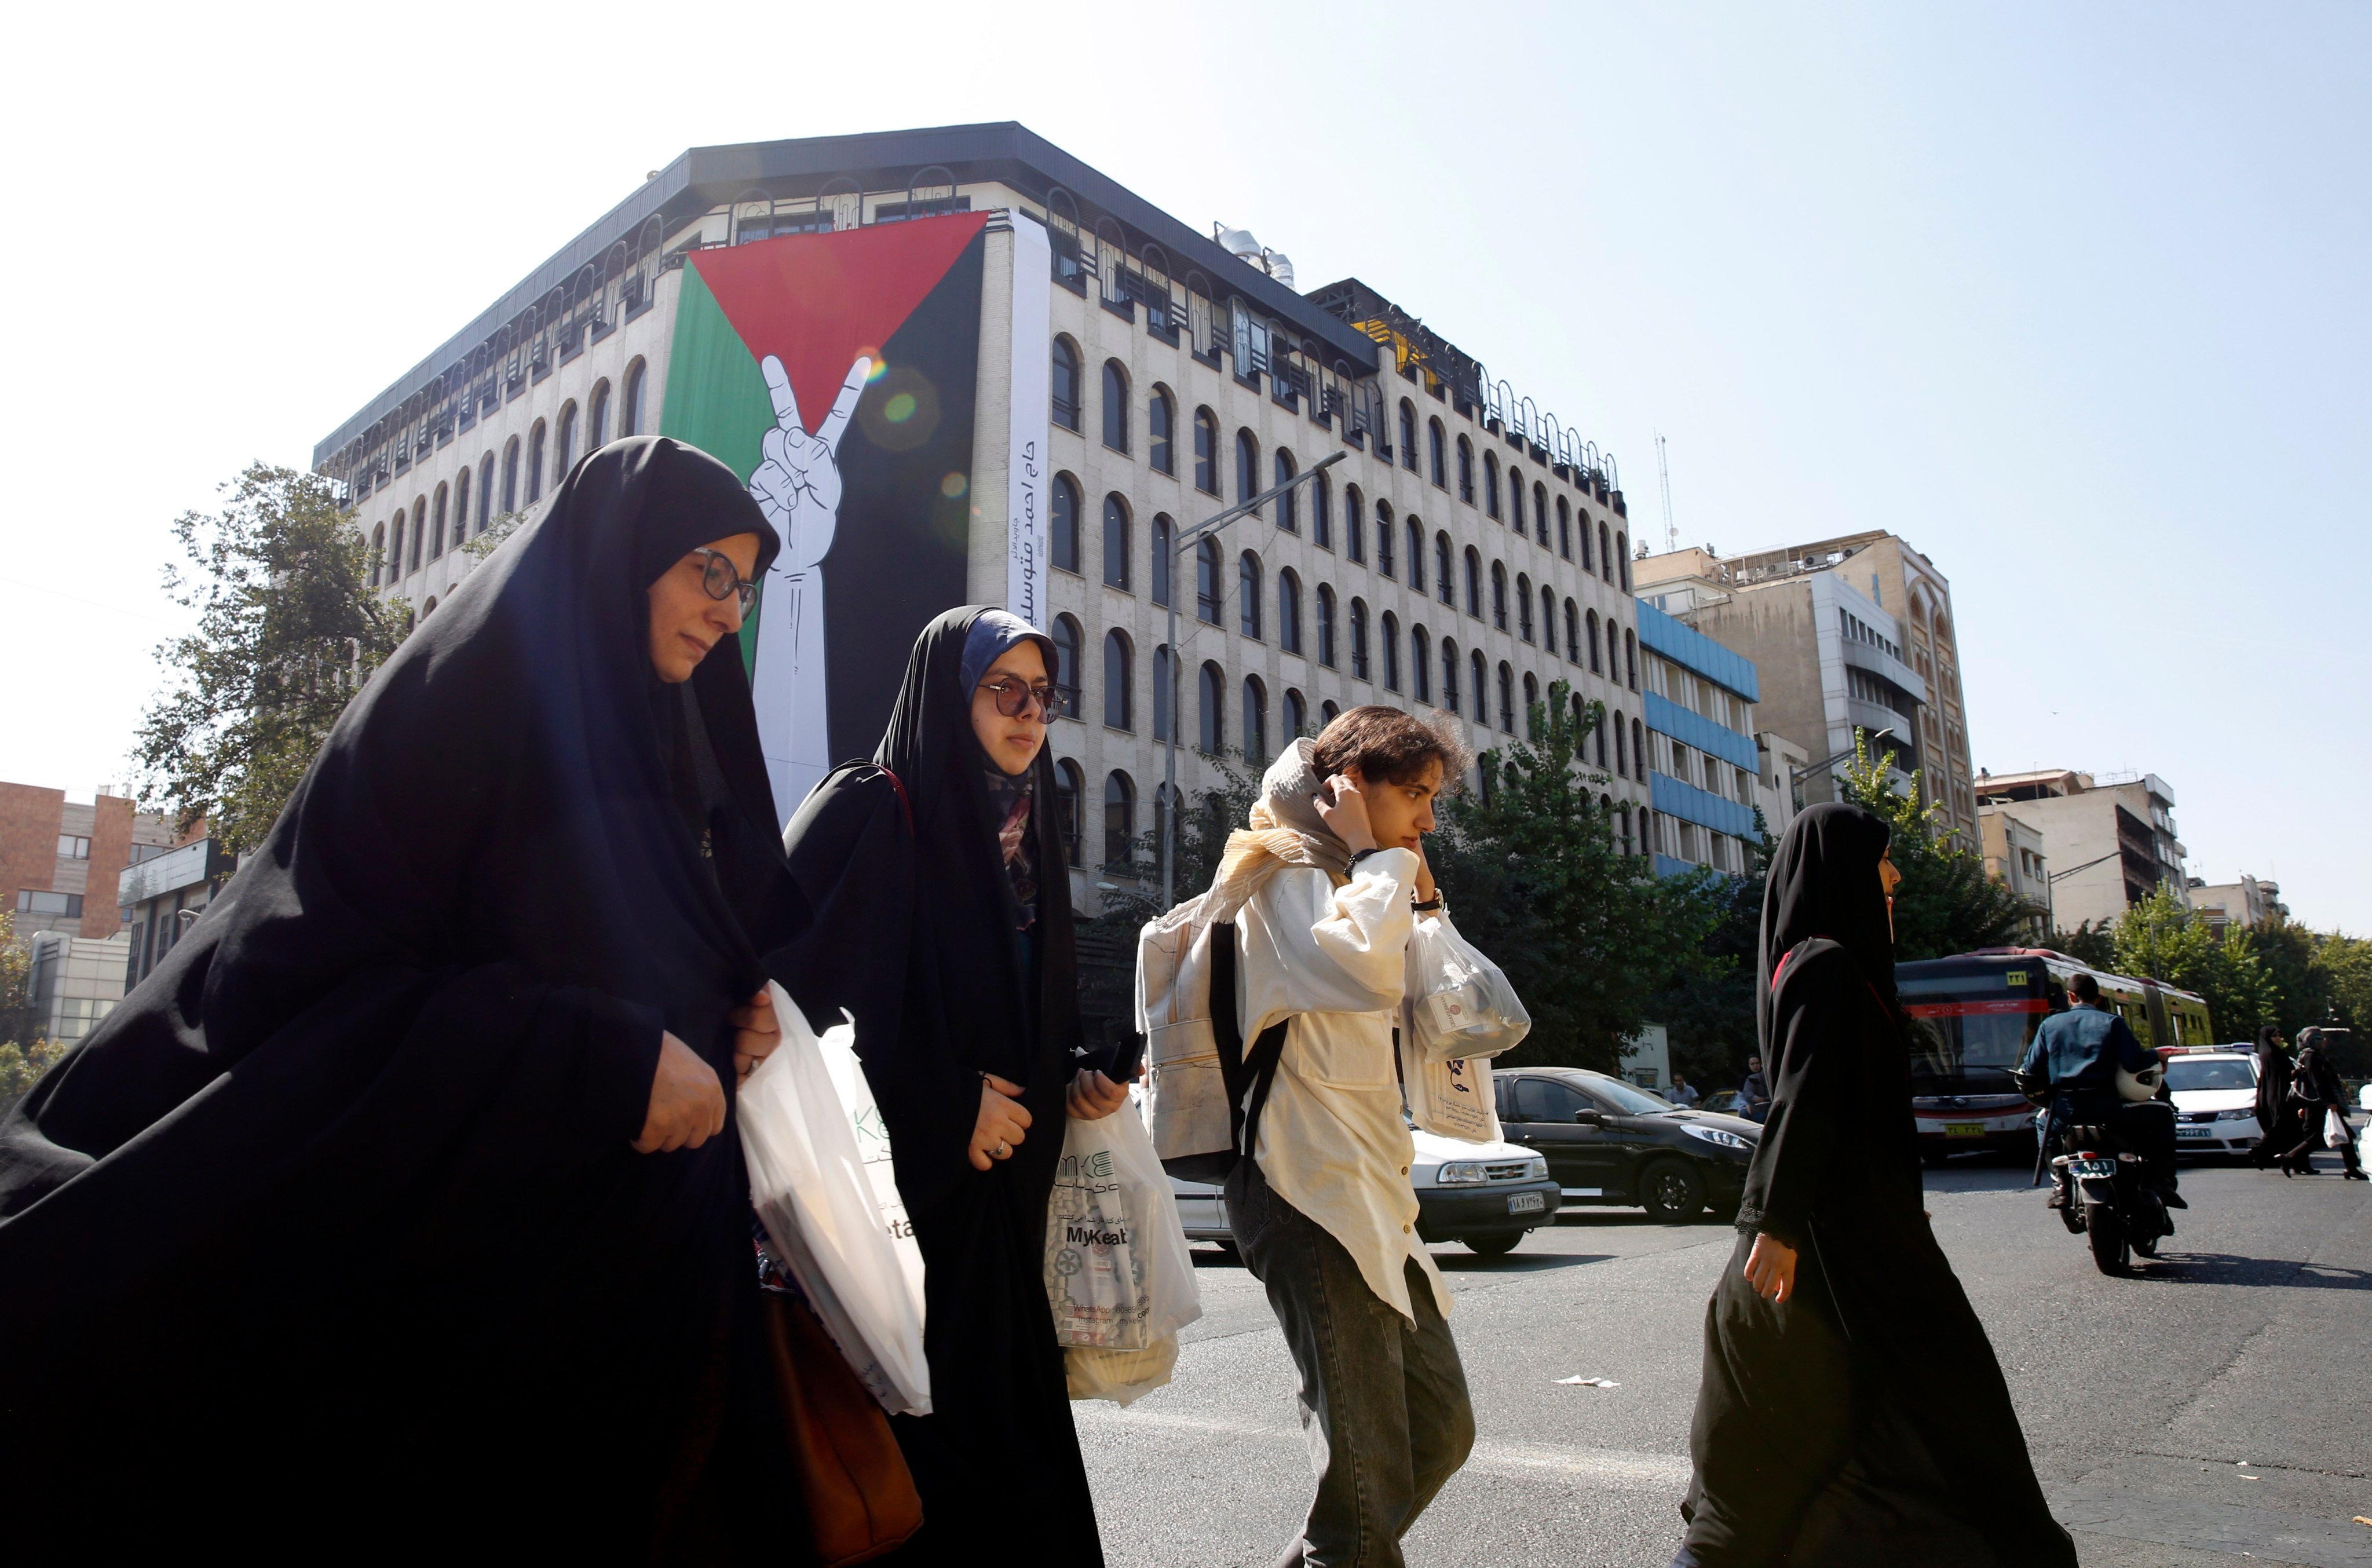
[1834,737,2025,960]
[1434,682,1726,1073]
[133,464,403,854]
[2110,888,2279,1039]
[0,911,36,1051]
[2048,920,2118,970]
[1654,813,1774,1088]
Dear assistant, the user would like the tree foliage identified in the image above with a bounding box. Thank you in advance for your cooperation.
[1654,813,1774,1087]
[133,464,403,854]
[1833,737,2024,960]
[0,912,60,1116]
[2110,888,2279,1039]
[1434,682,1726,1073]
[2047,920,2118,971]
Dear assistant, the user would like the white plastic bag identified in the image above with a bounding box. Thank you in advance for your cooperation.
[1046,1101,1201,1404]
[1404,915,1530,1065]
[1404,1048,1502,1144]
[2328,1109,2350,1150]
[740,982,930,1416]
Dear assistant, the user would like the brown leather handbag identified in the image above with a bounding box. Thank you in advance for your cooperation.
[758,1291,924,1566]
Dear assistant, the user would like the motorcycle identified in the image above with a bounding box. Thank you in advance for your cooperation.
[2046,1110,2170,1275]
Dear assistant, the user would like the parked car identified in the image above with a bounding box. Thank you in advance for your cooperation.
[1493,1068,1760,1222]
[1171,1127,1559,1258]
[2163,1047,2262,1157]
[1698,1088,1742,1116]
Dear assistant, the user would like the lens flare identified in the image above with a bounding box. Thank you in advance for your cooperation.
[860,351,889,383]
[941,472,968,499]
[884,391,918,424]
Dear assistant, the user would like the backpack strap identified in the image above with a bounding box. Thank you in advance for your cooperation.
[873,765,914,830]
[1208,923,1288,1174]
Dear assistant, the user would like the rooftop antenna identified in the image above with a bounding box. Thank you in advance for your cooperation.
[1655,431,1677,554]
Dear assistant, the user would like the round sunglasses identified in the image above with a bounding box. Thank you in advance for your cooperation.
[689,547,759,613]
[977,676,1064,721]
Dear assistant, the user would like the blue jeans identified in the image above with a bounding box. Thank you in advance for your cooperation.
[1226,1157,1475,1568]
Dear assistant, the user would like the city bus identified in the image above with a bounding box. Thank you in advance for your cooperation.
[1894,948,2213,1162]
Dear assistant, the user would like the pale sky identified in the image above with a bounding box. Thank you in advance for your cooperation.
[3,2,2363,926]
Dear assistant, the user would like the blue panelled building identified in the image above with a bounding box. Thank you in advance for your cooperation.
[1636,602,1765,878]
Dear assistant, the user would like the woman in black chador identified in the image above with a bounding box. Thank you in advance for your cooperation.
[0,438,812,1560]
[2250,1024,2301,1171]
[767,606,1117,1567]
[1672,803,2075,1568]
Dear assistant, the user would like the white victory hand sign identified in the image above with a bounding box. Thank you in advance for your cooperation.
[750,353,871,572]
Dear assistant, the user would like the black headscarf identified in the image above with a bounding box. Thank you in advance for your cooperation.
[1757,801,1897,1050]
[0,436,793,1554]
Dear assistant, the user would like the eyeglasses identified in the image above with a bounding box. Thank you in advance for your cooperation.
[977,677,1064,721]
[690,548,758,613]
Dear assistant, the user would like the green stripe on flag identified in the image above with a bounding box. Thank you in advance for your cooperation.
[660,264,780,676]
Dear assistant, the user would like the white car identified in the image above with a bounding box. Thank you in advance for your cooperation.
[1171,1127,1560,1258]
[2165,1048,2262,1156]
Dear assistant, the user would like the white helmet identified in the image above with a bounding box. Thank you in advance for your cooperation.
[2117,1058,2164,1102]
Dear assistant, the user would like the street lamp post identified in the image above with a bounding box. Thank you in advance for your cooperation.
[1789,726,1896,813]
[1160,449,1347,911]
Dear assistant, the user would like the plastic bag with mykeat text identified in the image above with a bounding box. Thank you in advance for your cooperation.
[1045,1098,1202,1406]
[740,982,931,1416]
[1403,912,1530,1066]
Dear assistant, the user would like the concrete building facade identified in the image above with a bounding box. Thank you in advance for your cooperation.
[310,124,1658,915]
[25,930,132,1048]
[1978,806,2053,940]
[119,837,235,990]
[2187,875,2285,935]
[2,784,176,945]
[1973,768,2187,933]
[1635,601,1763,876]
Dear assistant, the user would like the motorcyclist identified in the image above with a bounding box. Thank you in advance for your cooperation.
[2015,973,2184,1209]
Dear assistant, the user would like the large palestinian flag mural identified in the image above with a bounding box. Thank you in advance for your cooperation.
[661,210,1050,821]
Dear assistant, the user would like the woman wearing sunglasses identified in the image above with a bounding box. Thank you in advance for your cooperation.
[0,437,816,1558]
[767,606,1127,1566]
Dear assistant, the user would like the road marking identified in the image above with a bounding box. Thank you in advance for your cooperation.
[1072,1406,1693,1490]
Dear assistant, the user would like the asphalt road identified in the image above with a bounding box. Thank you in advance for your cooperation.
[1073,1147,2372,1567]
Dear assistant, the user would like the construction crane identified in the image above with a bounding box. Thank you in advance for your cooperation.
[1656,432,1677,554]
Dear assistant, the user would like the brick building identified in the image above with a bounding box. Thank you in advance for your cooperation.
[2,783,177,945]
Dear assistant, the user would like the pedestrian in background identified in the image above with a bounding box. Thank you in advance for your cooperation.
[1738,1055,1771,1123]
[1672,803,2073,1568]
[1670,1071,1702,1108]
[0,439,807,1558]
[766,607,1121,1567]
[2251,1024,2300,1172]
[2279,1033,2363,1180]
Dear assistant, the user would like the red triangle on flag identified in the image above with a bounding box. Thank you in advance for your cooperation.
[687,211,993,432]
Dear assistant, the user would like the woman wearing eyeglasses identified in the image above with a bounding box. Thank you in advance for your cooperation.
[0,438,821,1556]
[767,606,1123,1566]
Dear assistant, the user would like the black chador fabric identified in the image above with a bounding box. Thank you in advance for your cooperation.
[1677,805,2074,1568]
[767,606,1103,1567]
[0,437,807,1559]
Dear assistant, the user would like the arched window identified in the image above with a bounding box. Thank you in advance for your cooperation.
[476,452,495,535]
[1316,584,1338,668]
[1051,614,1083,713]
[1054,761,1084,862]
[1376,503,1395,578]
[1238,550,1263,639]
[1283,688,1306,739]
[1492,561,1509,629]
[1381,611,1401,690]
[1274,449,1298,532]
[1349,598,1370,680]
[622,358,646,438]
[1515,573,1532,641]
[1102,494,1131,590]
[1522,672,1540,739]
[589,379,611,450]
[1607,616,1622,678]
[1533,484,1549,546]
[370,524,386,588]
[430,483,448,560]
[1541,587,1555,652]
[1051,338,1081,430]
[527,421,547,503]
[1618,535,1631,590]
[501,437,521,514]
[1278,568,1302,654]
[1103,631,1132,730]
[454,466,472,539]
[1236,430,1259,507]
[1197,538,1223,623]
[1441,637,1464,713]
[1484,454,1501,518]
[1596,711,1609,769]
[1398,400,1417,470]
[1587,609,1603,674]
[1455,435,1474,503]
[1150,514,1174,606]
[1101,360,1130,452]
[555,401,579,479]
[1436,533,1454,606]
[1197,663,1226,752]
[1406,518,1426,593]
[1625,628,1638,689]
[1344,485,1364,562]
[1472,649,1489,724]
[1193,408,1219,494]
[1312,470,1332,550]
[409,498,426,572]
[1616,712,1628,776]
[1148,386,1175,474]
[423,596,437,617]
[1508,469,1524,533]
[388,514,405,580]
[1411,624,1432,703]
[1599,521,1613,582]
[1103,772,1136,867]
[1050,474,1081,572]
[1633,716,1646,780]
[1612,799,1627,854]
[1321,700,1340,726]
[1556,497,1571,559]
[1242,676,1269,762]
[1152,645,1174,740]
[1497,662,1515,732]
[1428,418,1446,487]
